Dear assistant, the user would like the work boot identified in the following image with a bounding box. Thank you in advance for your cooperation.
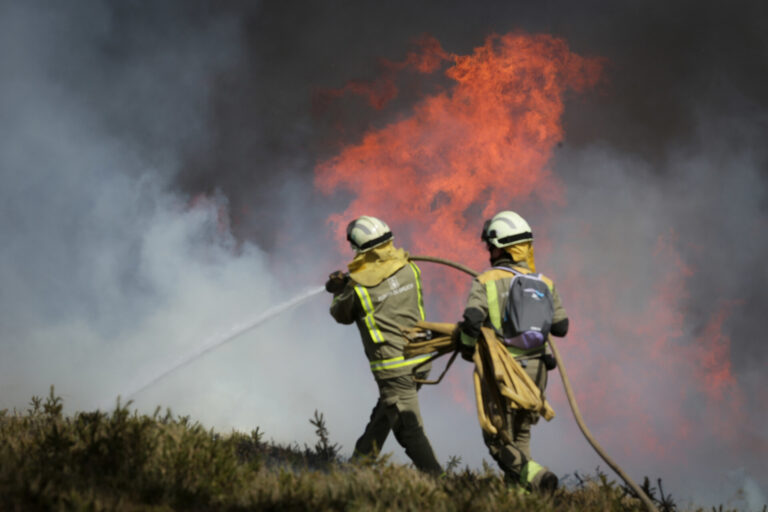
[537,471,559,494]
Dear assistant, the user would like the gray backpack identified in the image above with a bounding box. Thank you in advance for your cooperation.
[497,267,554,350]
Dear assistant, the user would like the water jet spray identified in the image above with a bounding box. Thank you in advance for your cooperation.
[123,286,325,401]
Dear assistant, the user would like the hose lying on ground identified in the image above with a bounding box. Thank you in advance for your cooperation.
[407,255,658,512]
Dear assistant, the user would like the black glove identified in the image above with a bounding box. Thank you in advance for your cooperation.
[325,270,349,295]
[450,326,461,348]
[460,344,475,362]
[452,326,475,361]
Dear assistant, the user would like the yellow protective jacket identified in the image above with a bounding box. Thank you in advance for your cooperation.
[331,260,433,380]
[458,257,568,358]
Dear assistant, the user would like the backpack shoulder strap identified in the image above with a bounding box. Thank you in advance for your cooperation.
[537,273,554,292]
[492,265,520,274]
[497,265,537,275]
[504,267,555,293]
[478,267,517,284]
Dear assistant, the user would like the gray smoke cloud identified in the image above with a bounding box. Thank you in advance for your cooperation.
[1,1,766,509]
[542,104,768,506]
[0,0,374,448]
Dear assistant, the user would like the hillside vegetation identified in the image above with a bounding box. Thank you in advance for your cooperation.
[0,388,743,511]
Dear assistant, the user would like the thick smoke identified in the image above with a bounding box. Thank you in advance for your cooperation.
[0,1,374,449]
[544,105,768,506]
[1,0,766,509]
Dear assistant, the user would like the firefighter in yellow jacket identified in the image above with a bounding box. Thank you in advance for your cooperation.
[325,216,443,475]
[457,210,569,492]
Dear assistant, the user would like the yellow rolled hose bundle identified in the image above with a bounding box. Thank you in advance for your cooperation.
[404,322,553,437]
[476,326,555,421]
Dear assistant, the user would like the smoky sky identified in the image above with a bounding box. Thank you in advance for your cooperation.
[1,0,767,508]
[179,0,768,237]
[180,0,768,375]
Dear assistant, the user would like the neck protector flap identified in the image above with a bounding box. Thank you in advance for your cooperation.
[347,241,409,287]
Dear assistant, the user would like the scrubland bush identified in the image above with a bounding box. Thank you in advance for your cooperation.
[0,388,741,511]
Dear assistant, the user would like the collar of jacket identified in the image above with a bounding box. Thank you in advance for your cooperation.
[478,257,533,284]
[489,256,531,270]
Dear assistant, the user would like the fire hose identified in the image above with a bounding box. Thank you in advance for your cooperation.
[407,255,658,512]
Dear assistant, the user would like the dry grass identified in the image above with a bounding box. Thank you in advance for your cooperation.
[0,387,744,511]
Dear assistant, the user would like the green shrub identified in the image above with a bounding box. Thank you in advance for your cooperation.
[0,388,733,511]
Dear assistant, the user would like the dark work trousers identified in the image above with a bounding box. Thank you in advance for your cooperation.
[482,357,550,487]
[352,373,442,475]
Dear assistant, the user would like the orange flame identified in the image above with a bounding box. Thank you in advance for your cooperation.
[315,35,449,111]
[316,33,603,271]
[556,230,750,463]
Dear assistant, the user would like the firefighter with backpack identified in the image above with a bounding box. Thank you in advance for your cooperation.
[455,210,570,493]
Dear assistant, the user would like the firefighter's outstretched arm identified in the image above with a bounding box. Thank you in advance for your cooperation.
[326,271,358,325]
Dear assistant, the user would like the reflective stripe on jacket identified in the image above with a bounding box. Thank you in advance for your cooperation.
[331,262,432,380]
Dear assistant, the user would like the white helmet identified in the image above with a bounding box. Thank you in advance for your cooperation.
[346,216,393,252]
[481,210,533,248]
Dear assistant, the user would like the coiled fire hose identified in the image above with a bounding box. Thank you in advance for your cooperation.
[407,255,658,512]
[405,321,555,439]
